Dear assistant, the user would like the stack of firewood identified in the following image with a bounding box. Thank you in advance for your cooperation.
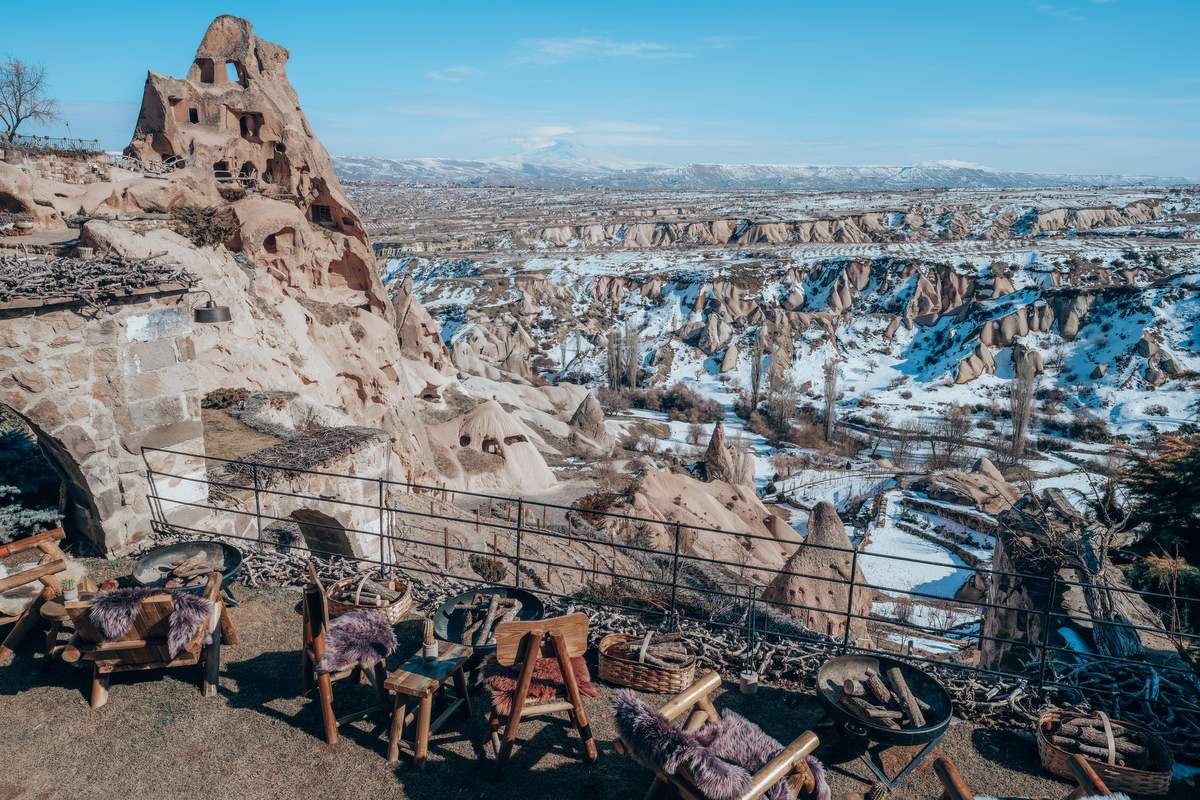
[330,576,404,608]
[159,554,217,589]
[837,667,933,731]
[455,594,522,646]
[1049,716,1151,770]
[613,632,694,669]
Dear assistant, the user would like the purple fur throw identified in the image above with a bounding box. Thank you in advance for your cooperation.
[316,611,396,673]
[89,587,214,658]
[614,690,830,800]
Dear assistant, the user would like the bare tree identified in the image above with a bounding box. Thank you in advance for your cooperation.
[821,359,839,444]
[623,320,640,389]
[1009,368,1038,459]
[606,328,623,390]
[749,329,766,414]
[0,57,58,140]
[930,404,972,468]
[763,342,798,435]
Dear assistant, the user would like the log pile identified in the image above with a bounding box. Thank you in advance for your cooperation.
[453,593,522,646]
[0,252,198,309]
[330,575,404,608]
[837,667,932,730]
[1048,716,1151,770]
[610,632,694,670]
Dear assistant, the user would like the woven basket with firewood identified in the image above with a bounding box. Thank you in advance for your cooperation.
[326,573,412,624]
[598,632,696,693]
[1037,710,1173,797]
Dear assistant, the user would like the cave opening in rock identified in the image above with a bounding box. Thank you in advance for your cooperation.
[482,437,501,455]
[195,58,215,84]
[289,508,355,559]
[309,204,333,226]
[225,61,245,86]
[0,404,88,549]
[188,107,199,124]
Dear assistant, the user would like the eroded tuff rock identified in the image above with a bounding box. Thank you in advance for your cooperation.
[700,421,755,487]
[568,392,614,458]
[104,16,441,477]
[904,458,1019,516]
[762,501,871,641]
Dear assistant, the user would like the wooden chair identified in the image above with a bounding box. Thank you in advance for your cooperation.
[934,753,1114,800]
[485,611,597,773]
[299,566,390,745]
[614,671,822,800]
[62,573,236,708]
[0,528,69,666]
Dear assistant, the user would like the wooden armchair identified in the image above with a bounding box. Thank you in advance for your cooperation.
[934,754,1113,800]
[614,671,822,800]
[62,573,236,708]
[486,611,598,773]
[299,566,390,745]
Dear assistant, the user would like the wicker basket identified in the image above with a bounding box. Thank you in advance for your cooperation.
[598,632,696,694]
[1037,710,1173,797]
[326,574,412,625]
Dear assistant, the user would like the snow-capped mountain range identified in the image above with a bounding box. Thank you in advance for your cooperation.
[335,141,1191,191]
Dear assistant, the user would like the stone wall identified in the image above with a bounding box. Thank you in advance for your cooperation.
[156,433,393,563]
[0,293,208,554]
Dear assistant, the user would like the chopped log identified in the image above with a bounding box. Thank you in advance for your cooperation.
[863,668,894,706]
[474,595,501,646]
[843,679,865,697]
[638,632,653,664]
[886,666,926,728]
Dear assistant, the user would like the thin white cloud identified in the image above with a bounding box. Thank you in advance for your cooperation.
[1035,3,1087,22]
[520,37,688,64]
[427,65,479,82]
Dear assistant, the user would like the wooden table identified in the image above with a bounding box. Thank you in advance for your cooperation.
[384,643,473,767]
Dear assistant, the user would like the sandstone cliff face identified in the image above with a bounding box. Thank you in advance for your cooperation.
[96,16,440,481]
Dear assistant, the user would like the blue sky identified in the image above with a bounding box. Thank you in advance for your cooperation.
[5,1,1199,175]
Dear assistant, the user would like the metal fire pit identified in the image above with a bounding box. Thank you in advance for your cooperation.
[817,654,953,791]
[132,541,243,606]
[433,585,544,655]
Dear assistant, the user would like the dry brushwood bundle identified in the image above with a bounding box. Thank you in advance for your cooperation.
[835,667,933,731]
[325,572,412,624]
[1037,710,1174,796]
[0,251,198,310]
[453,593,522,646]
[598,630,698,693]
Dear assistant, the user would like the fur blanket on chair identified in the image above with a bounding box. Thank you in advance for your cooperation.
[316,611,397,673]
[483,654,597,716]
[89,587,214,658]
[614,690,830,800]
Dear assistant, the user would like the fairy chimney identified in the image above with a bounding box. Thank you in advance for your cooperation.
[761,501,871,642]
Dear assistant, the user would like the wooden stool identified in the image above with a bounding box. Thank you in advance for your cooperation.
[384,643,473,767]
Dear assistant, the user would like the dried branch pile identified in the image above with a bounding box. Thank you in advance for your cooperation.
[0,252,198,310]
[212,426,385,489]
[330,575,404,608]
[610,631,694,670]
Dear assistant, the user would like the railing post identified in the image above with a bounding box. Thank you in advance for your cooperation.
[842,543,860,652]
[514,499,524,587]
[669,522,682,629]
[251,464,263,544]
[377,477,386,571]
[1036,573,1059,699]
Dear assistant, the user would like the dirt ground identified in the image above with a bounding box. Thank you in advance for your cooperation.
[1,579,1190,800]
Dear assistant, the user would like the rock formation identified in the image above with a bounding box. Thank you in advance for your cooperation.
[761,501,870,641]
[700,421,755,487]
[906,458,1019,516]
[567,392,613,458]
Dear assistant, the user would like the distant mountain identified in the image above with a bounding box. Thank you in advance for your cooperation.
[334,143,1190,190]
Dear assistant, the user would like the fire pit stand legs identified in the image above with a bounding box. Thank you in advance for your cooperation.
[857,731,945,793]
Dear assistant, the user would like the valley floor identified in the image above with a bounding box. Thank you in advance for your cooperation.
[4,565,1192,800]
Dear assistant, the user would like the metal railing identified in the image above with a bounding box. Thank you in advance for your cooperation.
[3,133,103,156]
[140,445,1200,715]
